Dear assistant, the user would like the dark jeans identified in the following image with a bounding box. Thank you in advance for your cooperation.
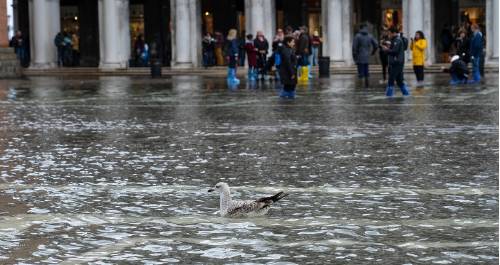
[203,51,215,67]
[382,62,388,80]
[413,65,424,81]
[284,84,296,92]
[239,50,246,66]
[257,53,267,75]
[357,63,369,78]
[450,73,468,84]
[472,56,481,81]
[57,46,65,66]
[388,63,404,87]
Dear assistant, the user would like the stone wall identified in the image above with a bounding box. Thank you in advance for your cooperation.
[0,48,21,78]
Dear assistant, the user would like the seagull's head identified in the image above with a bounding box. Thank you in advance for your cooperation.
[208,182,229,193]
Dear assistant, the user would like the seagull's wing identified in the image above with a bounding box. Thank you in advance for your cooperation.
[226,192,288,216]
[226,200,267,216]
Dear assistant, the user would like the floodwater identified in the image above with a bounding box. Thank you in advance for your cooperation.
[0,74,497,264]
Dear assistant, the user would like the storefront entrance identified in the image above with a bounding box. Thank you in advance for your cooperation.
[129,0,171,67]
[60,0,100,67]
[276,0,321,33]
[434,0,486,62]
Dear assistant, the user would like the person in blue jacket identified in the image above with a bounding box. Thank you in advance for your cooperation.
[469,24,483,83]
[225,29,240,85]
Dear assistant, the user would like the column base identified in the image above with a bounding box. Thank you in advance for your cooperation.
[99,61,128,70]
[172,62,194,69]
[29,62,58,69]
[330,60,353,67]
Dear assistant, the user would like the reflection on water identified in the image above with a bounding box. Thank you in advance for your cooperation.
[0,75,498,264]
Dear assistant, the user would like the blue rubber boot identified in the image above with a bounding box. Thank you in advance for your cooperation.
[233,68,240,84]
[280,90,295,99]
[248,68,254,81]
[385,86,394,97]
[226,68,232,82]
[308,65,313,78]
[230,68,240,84]
[400,83,410,96]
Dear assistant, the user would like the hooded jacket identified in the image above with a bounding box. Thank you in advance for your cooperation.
[352,28,378,64]
[410,39,427,66]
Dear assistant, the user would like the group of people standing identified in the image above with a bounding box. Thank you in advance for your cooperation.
[221,25,322,99]
[352,21,484,97]
[54,31,80,67]
[352,24,411,96]
[447,23,484,84]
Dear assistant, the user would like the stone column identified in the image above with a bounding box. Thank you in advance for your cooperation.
[0,0,8,47]
[29,0,60,68]
[322,0,352,65]
[486,0,499,65]
[403,0,434,64]
[245,0,275,54]
[171,0,201,68]
[98,0,130,69]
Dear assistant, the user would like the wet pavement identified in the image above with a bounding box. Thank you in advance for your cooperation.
[0,73,498,264]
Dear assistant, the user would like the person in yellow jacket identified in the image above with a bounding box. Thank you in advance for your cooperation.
[410,31,427,85]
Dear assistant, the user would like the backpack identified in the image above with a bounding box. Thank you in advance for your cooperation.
[401,34,409,51]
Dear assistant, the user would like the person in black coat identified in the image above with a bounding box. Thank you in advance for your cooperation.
[454,30,470,64]
[279,36,298,99]
[449,55,469,85]
[382,27,409,97]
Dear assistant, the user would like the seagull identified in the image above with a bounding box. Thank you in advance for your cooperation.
[208,182,288,217]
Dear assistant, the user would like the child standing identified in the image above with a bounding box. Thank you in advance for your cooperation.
[245,34,258,81]
[279,36,298,99]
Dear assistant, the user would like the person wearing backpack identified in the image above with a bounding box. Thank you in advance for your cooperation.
[382,27,410,97]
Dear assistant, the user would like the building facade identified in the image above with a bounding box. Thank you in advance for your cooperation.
[9,0,500,69]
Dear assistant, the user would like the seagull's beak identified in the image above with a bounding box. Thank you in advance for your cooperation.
[208,188,214,192]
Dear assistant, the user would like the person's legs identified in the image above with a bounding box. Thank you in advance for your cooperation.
[363,64,370,86]
[382,62,388,81]
[312,47,318,66]
[280,84,296,98]
[357,64,363,78]
[386,65,396,96]
[396,64,409,96]
[203,52,208,67]
[472,56,481,82]
[415,65,424,82]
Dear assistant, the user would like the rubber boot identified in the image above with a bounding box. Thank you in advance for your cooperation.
[385,86,394,97]
[300,66,309,82]
[280,89,295,99]
[231,68,240,84]
[364,78,369,88]
[248,68,254,81]
[226,67,232,82]
[308,65,313,79]
[399,83,410,96]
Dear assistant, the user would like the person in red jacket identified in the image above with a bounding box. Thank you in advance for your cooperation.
[245,34,258,81]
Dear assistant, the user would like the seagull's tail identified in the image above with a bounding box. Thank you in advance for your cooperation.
[269,191,288,203]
